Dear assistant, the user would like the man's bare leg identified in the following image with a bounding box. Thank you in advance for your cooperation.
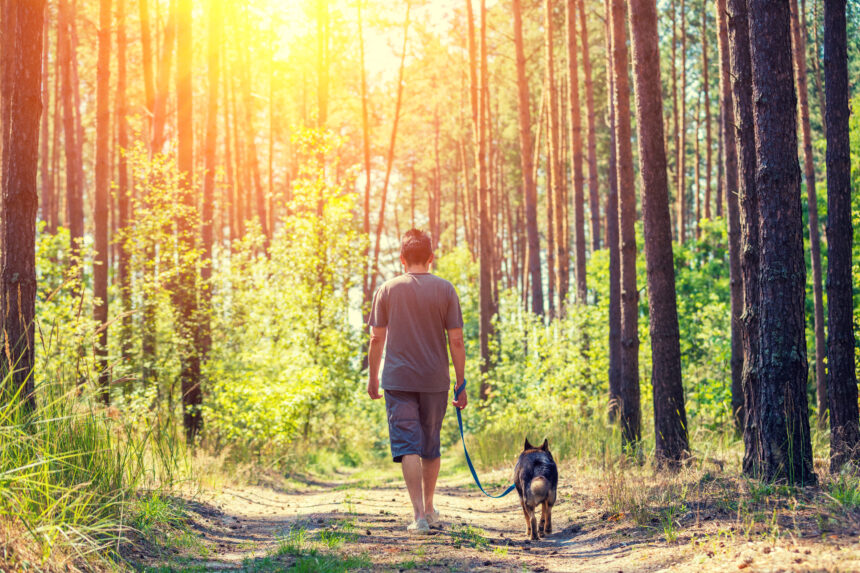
[421,457,441,515]
[401,455,425,521]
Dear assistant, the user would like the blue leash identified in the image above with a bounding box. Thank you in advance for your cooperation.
[453,379,516,498]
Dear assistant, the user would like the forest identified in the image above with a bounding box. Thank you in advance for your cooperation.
[1,0,860,570]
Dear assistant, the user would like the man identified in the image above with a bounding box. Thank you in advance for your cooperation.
[367,229,467,535]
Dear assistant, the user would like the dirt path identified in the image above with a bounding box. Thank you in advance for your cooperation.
[136,461,860,572]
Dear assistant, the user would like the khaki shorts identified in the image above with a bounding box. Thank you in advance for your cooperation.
[384,390,449,462]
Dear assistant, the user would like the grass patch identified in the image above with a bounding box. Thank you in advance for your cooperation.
[451,523,489,550]
[827,475,860,509]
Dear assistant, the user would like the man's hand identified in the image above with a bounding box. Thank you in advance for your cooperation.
[367,376,382,400]
[452,382,468,409]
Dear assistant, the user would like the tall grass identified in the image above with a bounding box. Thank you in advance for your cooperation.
[0,370,187,567]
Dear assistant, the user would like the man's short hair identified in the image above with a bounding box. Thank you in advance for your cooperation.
[401,229,433,265]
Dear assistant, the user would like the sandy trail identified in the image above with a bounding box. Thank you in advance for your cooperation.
[141,461,860,572]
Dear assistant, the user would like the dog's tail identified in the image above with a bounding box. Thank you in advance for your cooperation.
[528,476,549,504]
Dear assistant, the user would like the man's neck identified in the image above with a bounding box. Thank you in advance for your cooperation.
[404,265,430,274]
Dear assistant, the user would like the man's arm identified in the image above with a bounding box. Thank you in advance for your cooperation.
[447,328,467,409]
[367,326,387,399]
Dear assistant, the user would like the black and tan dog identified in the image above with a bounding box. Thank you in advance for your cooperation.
[514,438,558,540]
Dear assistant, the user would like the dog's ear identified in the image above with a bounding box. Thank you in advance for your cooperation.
[524,438,533,451]
[540,439,549,451]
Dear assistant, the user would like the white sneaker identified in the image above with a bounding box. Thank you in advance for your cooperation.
[425,509,442,528]
[407,517,431,535]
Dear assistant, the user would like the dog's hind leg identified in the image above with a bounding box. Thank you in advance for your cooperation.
[521,499,532,538]
[527,505,539,541]
[543,500,553,535]
[539,499,549,536]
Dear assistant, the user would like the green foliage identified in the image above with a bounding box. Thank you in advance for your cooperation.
[202,130,382,466]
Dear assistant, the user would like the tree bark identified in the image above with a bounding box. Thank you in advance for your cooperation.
[512,0,544,316]
[748,0,816,484]
[201,0,221,359]
[566,0,586,304]
[477,0,495,390]
[545,0,567,315]
[359,0,374,319]
[139,0,155,133]
[58,0,83,262]
[824,0,858,473]
[670,0,679,240]
[368,2,410,298]
[239,11,267,241]
[151,0,175,155]
[604,0,622,424]
[676,0,687,243]
[93,0,112,404]
[579,0,600,253]
[116,0,131,361]
[789,0,826,428]
[716,0,743,431]
[610,0,640,447]
[628,0,689,466]
[0,0,44,410]
[702,4,712,220]
[728,0,761,476]
[176,0,201,444]
[39,3,54,233]
[694,92,701,238]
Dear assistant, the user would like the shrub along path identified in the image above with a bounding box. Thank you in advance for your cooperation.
[136,457,860,572]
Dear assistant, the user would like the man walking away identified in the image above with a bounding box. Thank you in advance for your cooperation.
[367,229,467,535]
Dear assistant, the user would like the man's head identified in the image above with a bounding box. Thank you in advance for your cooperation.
[400,229,434,269]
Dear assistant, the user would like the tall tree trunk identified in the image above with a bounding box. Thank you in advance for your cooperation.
[151,0,175,155]
[368,2,410,299]
[716,0,743,430]
[748,0,815,484]
[116,0,131,361]
[808,0,826,139]
[93,0,112,404]
[39,3,54,233]
[566,0,586,304]
[694,92,701,238]
[139,0,155,134]
[544,104,557,319]
[729,0,761,476]
[477,0,495,391]
[824,0,857,474]
[200,0,221,359]
[58,0,83,262]
[789,0,826,428]
[701,4,712,220]
[610,0,640,446]
[512,0,543,316]
[670,0,679,240]
[359,0,373,318]
[222,44,234,244]
[604,0,622,423]
[628,0,689,466]
[316,0,327,128]
[579,0,600,252]
[716,102,724,216]
[545,0,566,315]
[676,0,687,243]
[50,20,62,230]
[239,31,267,240]
[0,0,45,410]
[176,0,201,443]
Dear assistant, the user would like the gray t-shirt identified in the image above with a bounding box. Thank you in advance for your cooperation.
[368,273,464,392]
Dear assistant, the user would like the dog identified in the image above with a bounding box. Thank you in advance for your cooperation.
[514,438,558,540]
